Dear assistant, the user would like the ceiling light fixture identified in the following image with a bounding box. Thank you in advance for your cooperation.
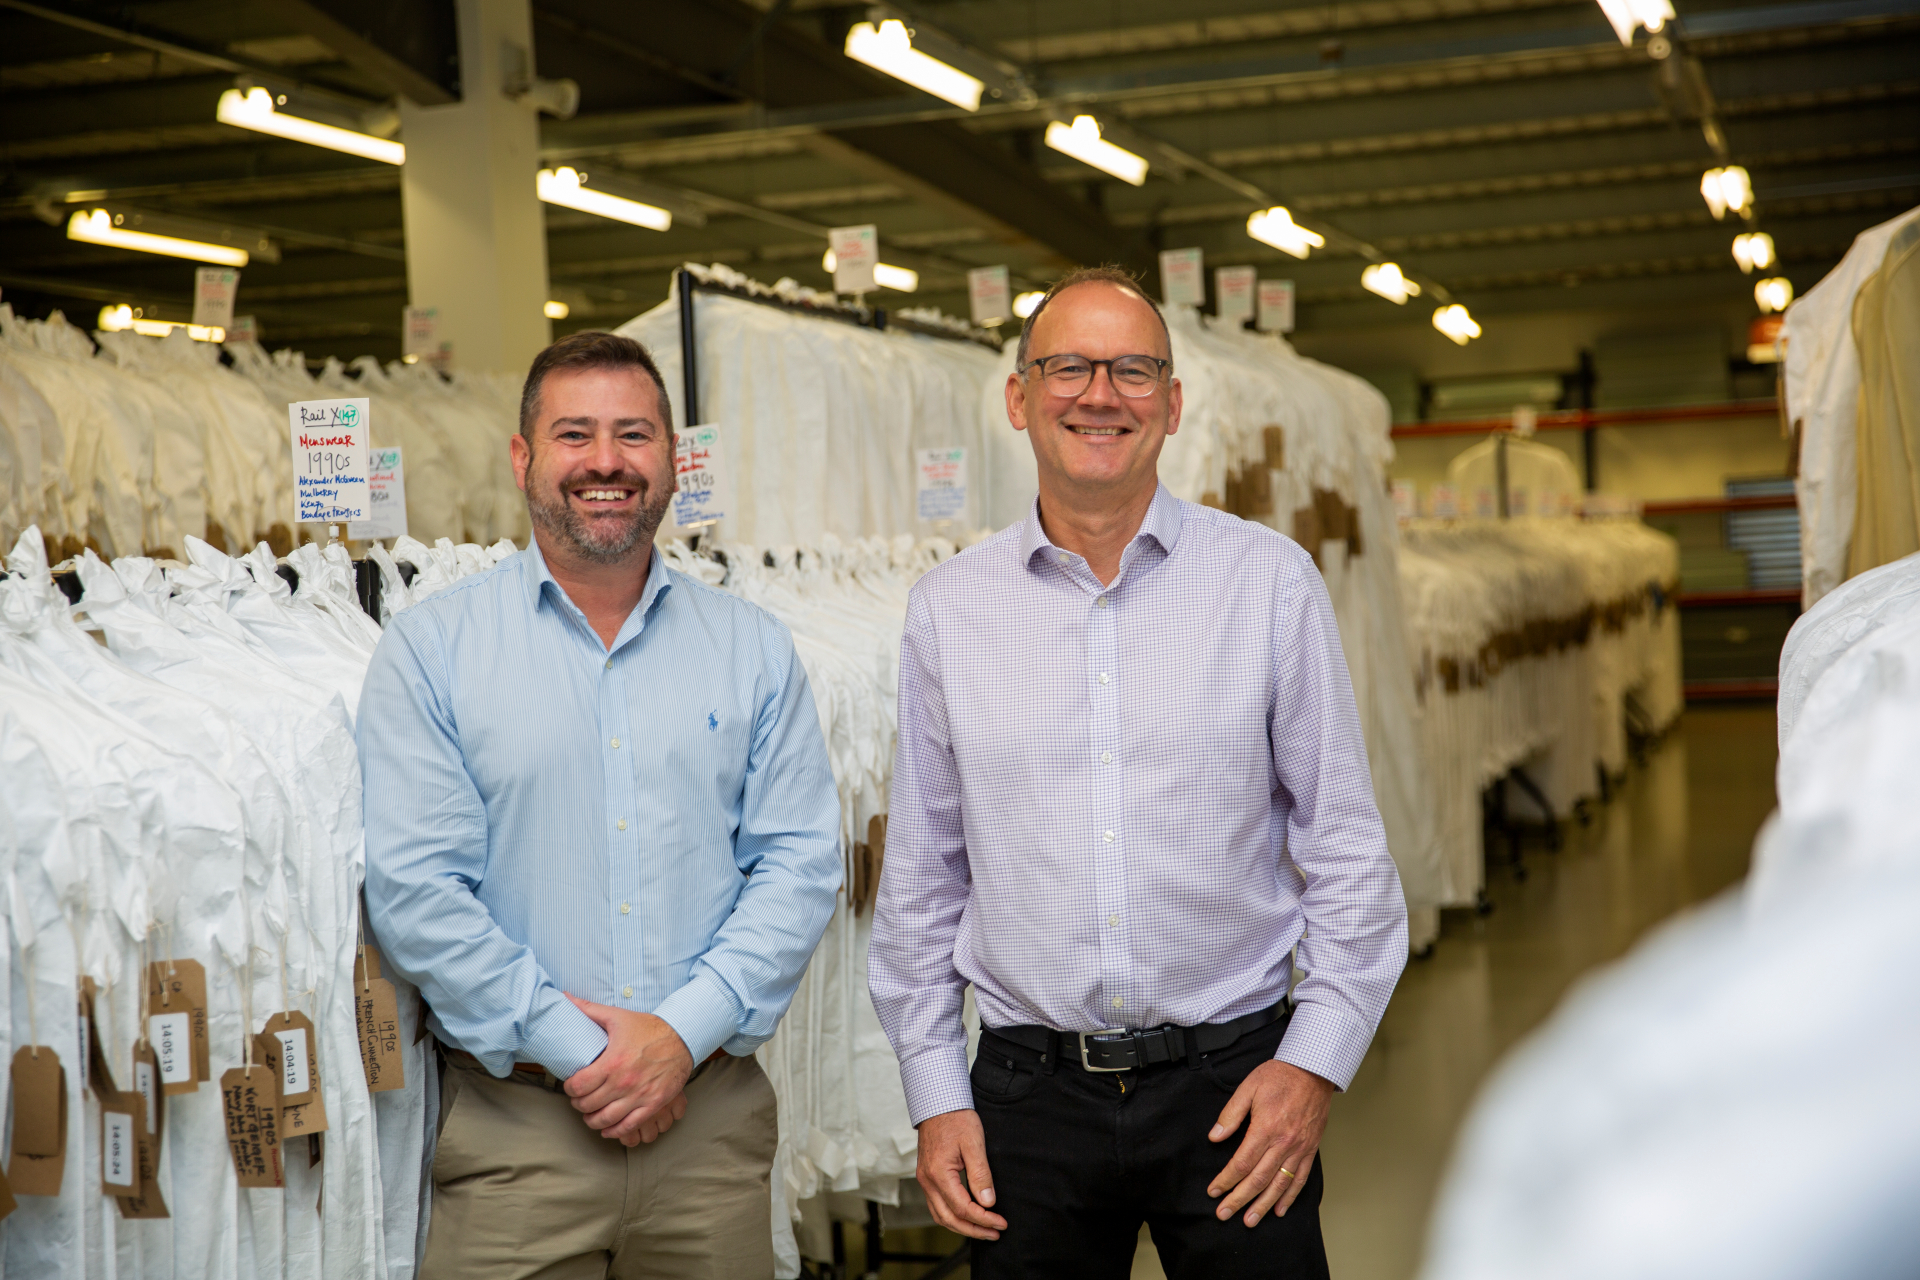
[1700,166,1753,220]
[1361,262,1421,304]
[1246,207,1325,259]
[844,19,986,111]
[1045,116,1149,187]
[1433,304,1482,345]
[1732,231,1775,273]
[1594,0,1675,45]
[97,304,224,342]
[821,249,919,292]
[216,87,405,165]
[67,208,251,266]
[1754,276,1793,313]
[537,167,672,231]
[544,300,570,320]
[1013,290,1045,319]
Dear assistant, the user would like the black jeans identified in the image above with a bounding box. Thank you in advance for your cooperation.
[969,1016,1330,1280]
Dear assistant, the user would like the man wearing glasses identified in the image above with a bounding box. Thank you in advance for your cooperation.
[869,267,1407,1278]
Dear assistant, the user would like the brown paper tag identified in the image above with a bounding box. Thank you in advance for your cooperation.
[100,1091,140,1194]
[261,1012,318,1108]
[0,1161,16,1222]
[355,978,405,1093]
[131,1042,165,1163]
[220,1066,283,1188]
[257,1030,329,1137]
[148,960,210,1089]
[8,1047,67,1195]
[81,980,119,1097]
[115,1090,169,1220]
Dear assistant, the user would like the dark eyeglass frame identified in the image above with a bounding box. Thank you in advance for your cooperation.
[1016,353,1172,398]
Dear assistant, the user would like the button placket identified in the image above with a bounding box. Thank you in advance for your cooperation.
[602,641,644,1011]
[1089,585,1128,1023]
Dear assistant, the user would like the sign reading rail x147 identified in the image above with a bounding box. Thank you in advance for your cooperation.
[288,398,371,523]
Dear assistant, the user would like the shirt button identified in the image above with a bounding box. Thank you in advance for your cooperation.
[1101,751,1112,764]
[1057,553,1069,565]
[1097,596,1109,609]
[622,986,633,999]
[620,902,630,915]
[1111,997,1123,1009]
[1108,914,1119,927]
[1102,830,1115,843]
[1099,672,1110,685]
[605,659,612,669]
[611,737,620,749]
[617,819,628,831]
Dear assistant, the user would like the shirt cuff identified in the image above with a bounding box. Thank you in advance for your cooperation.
[900,1045,975,1127]
[524,994,610,1079]
[1274,998,1374,1092]
[653,970,744,1066]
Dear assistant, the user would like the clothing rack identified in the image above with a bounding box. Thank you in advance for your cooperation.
[36,554,416,621]
[673,265,1004,426]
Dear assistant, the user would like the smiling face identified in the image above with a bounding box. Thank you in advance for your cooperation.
[1006,281,1181,504]
[511,364,677,567]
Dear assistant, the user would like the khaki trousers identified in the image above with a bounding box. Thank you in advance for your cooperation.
[422,1052,778,1280]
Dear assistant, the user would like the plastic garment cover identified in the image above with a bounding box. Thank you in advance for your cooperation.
[1845,216,1920,579]
[1775,550,1920,744]
[1446,436,1583,518]
[1783,203,1920,606]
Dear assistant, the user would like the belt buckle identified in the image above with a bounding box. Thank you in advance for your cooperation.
[1078,1030,1136,1073]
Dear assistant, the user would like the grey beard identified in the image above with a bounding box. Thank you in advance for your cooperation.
[527,480,672,565]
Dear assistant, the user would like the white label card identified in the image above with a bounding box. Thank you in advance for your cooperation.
[104,1110,137,1188]
[1257,280,1296,333]
[1159,247,1205,306]
[671,424,729,528]
[348,446,407,541]
[403,305,446,369]
[289,398,371,523]
[1392,480,1417,521]
[151,1012,192,1084]
[1472,486,1497,519]
[274,1028,311,1097]
[193,267,239,331]
[829,224,878,294]
[136,1061,158,1134]
[1429,484,1460,519]
[1215,266,1256,322]
[968,265,1011,326]
[916,447,968,522]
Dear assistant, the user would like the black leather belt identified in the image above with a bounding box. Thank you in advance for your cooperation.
[982,998,1292,1074]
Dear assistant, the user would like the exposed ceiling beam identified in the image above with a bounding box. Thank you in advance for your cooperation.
[250,0,459,105]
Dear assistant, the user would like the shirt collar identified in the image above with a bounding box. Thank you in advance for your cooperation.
[1021,481,1184,570]
[521,534,674,645]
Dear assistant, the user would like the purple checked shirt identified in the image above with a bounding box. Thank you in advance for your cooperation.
[869,483,1408,1125]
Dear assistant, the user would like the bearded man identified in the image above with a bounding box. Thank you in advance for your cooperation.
[358,331,842,1280]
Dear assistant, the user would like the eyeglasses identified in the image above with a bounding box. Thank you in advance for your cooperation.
[1017,353,1170,398]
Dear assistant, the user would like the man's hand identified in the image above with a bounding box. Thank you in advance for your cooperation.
[915,1109,1007,1241]
[1207,1060,1336,1226]
[562,994,695,1146]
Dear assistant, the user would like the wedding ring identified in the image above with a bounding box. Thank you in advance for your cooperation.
[1278,1167,1295,1179]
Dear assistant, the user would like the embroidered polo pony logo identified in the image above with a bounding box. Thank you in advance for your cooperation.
[708,711,719,732]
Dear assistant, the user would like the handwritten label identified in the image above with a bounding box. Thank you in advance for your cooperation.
[1429,484,1460,519]
[1159,247,1204,306]
[134,1055,159,1139]
[671,424,729,528]
[1257,280,1296,333]
[403,306,448,369]
[147,958,207,1087]
[916,447,968,523]
[968,265,1011,326]
[220,1068,283,1188]
[1215,265,1256,322]
[347,446,407,541]
[103,1104,137,1190]
[228,314,258,344]
[193,267,239,332]
[264,1011,316,1106]
[150,1013,191,1086]
[1472,486,1497,519]
[829,224,878,294]
[355,978,406,1093]
[1391,480,1417,522]
[288,398,371,523]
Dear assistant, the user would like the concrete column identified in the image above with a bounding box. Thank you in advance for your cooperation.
[400,0,550,375]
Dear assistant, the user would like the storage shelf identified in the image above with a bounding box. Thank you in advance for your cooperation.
[1390,399,1781,439]
[1643,493,1798,515]
[1677,588,1802,607]
[1684,678,1779,701]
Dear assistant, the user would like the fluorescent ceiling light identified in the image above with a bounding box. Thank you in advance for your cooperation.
[1361,262,1421,304]
[1433,304,1482,345]
[1732,231,1775,273]
[1753,276,1793,313]
[97,304,224,342]
[821,249,920,292]
[68,208,250,266]
[537,167,672,231]
[216,87,404,165]
[1594,0,1674,44]
[1013,290,1045,319]
[544,300,571,319]
[1701,166,1752,220]
[1246,207,1325,259]
[845,19,985,111]
[1045,116,1148,187]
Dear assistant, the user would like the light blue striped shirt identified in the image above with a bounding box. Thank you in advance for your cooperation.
[358,540,843,1078]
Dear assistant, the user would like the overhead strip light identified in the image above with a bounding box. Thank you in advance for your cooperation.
[537,167,672,231]
[1013,290,1045,319]
[1594,0,1674,45]
[821,249,919,292]
[1700,166,1752,220]
[97,305,224,342]
[1361,262,1421,304]
[216,87,404,165]
[67,208,250,266]
[845,19,985,111]
[544,300,571,320]
[1246,207,1325,259]
[1732,231,1775,273]
[1754,276,1793,313]
[1433,304,1482,345]
[1045,116,1148,187]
